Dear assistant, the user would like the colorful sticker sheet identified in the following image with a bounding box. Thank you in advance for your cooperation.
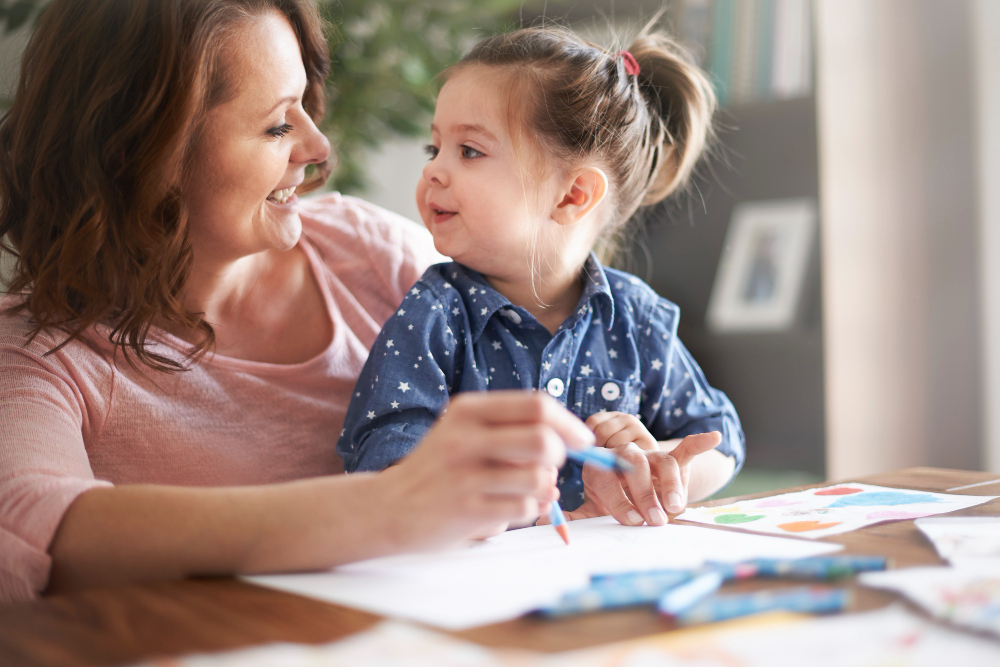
[676,483,996,539]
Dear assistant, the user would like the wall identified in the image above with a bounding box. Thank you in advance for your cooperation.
[974,0,1000,473]
[816,0,981,478]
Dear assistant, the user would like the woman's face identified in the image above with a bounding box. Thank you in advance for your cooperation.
[183,11,330,263]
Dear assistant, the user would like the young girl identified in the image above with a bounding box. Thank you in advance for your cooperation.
[338,25,744,526]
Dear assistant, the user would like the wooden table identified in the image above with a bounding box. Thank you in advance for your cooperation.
[2,467,998,666]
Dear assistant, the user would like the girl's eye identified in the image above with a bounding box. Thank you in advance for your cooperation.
[267,123,293,138]
[424,144,439,160]
[461,145,484,159]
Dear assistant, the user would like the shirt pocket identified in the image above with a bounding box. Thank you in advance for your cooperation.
[574,377,643,418]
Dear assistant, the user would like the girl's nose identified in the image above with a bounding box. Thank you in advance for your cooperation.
[422,155,448,187]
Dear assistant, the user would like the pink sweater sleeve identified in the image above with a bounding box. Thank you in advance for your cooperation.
[0,323,112,601]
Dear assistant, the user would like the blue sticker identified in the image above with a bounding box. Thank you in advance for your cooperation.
[826,491,945,508]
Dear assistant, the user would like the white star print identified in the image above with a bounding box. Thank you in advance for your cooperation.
[439,385,446,391]
[515,340,525,348]
[366,411,375,420]
[609,350,618,359]
[443,282,451,289]
[587,386,596,395]
[684,372,690,379]
[585,351,592,357]
[445,327,453,335]
[481,307,488,316]
[674,408,683,417]
[651,359,664,371]
[452,307,459,315]
[414,364,419,369]
[386,340,394,348]
[492,340,502,350]
[468,286,477,295]
[397,309,405,317]
[410,287,420,296]
[399,382,410,392]
[394,351,399,355]
[391,401,399,409]
[580,364,592,376]
[542,361,551,371]
[408,324,413,330]
[652,402,660,411]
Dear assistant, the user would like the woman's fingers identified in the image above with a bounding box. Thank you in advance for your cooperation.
[457,391,595,450]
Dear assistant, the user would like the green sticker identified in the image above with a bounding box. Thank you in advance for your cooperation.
[715,513,765,524]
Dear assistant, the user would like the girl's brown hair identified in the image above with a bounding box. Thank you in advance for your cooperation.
[0,0,332,371]
[449,23,716,248]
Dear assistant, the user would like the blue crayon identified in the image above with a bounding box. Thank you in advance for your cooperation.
[657,571,725,616]
[549,502,570,545]
[566,446,633,473]
[540,570,693,617]
[710,556,887,581]
[672,586,850,625]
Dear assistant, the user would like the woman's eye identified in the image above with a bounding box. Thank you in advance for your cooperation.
[461,145,484,159]
[423,144,439,160]
[267,123,293,138]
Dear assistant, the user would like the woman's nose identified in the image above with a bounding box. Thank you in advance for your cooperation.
[294,116,331,165]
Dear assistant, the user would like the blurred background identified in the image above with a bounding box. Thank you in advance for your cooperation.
[2,0,999,496]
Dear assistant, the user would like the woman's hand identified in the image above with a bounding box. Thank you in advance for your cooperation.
[559,411,722,526]
[375,391,595,550]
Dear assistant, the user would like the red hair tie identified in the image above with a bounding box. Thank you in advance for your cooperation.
[616,50,640,76]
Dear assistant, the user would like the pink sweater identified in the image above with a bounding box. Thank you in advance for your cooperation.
[0,194,439,602]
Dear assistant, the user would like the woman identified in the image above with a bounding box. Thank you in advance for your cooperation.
[0,0,725,603]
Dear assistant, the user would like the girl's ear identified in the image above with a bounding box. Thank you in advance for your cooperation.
[552,167,608,226]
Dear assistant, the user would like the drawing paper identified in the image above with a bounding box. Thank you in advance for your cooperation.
[915,517,1000,564]
[245,516,839,630]
[677,483,996,539]
[861,564,1000,638]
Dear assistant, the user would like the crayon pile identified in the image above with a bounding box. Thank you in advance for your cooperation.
[538,555,887,624]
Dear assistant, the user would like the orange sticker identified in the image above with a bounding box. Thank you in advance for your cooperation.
[814,487,863,496]
[777,520,843,532]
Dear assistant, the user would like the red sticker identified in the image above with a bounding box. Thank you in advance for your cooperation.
[814,487,863,496]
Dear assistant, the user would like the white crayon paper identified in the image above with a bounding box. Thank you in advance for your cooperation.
[245,516,839,630]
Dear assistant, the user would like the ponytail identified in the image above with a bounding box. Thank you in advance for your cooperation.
[629,31,716,207]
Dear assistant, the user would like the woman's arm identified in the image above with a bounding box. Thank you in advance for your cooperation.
[48,392,594,594]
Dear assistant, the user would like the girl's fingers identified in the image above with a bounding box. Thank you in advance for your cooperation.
[578,465,645,526]
[603,425,657,451]
[613,443,668,526]
[647,451,686,514]
[669,431,722,467]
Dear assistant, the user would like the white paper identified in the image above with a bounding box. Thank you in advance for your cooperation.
[861,563,1000,638]
[677,483,996,539]
[246,517,840,630]
[916,516,1000,564]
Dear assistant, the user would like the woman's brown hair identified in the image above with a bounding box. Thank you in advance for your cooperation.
[447,23,716,255]
[0,0,332,371]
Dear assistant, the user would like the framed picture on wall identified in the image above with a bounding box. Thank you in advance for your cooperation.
[706,198,816,333]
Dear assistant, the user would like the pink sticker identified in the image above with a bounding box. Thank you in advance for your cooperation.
[814,487,864,496]
[866,510,934,521]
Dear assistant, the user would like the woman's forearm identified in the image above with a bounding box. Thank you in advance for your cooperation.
[46,473,397,594]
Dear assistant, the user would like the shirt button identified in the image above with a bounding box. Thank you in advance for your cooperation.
[601,382,620,401]
[546,378,565,397]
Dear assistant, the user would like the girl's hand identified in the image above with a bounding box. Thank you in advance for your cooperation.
[562,416,722,527]
[377,391,594,550]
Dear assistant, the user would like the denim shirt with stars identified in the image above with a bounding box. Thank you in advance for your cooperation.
[337,253,744,511]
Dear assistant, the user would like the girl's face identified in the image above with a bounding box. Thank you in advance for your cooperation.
[183,11,330,264]
[416,68,565,280]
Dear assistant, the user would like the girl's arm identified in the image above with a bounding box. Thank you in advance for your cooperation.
[658,439,736,502]
[48,392,592,594]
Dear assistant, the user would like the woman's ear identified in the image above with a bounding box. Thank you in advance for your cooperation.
[552,167,608,226]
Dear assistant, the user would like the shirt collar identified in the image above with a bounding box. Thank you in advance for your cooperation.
[452,252,616,342]
[575,252,616,330]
